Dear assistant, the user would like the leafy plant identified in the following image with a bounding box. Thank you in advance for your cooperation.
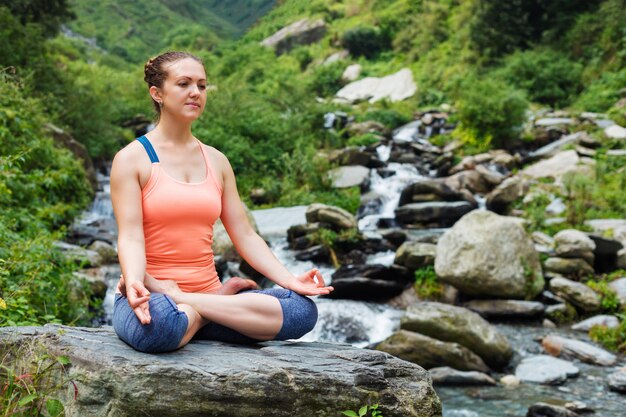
[342,403,383,417]
[586,279,621,313]
[414,266,444,300]
[589,313,626,353]
[1,339,75,416]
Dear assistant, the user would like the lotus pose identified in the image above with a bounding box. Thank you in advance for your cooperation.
[111,51,333,353]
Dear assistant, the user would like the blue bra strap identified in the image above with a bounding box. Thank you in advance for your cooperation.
[136,135,159,163]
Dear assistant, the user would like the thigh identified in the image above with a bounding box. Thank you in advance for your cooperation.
[113,293,188,353]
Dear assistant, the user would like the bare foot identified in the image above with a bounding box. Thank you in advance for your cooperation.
[214,277,258,295]
[136,272,182,298]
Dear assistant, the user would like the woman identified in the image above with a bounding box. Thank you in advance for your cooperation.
[111,51,333,353]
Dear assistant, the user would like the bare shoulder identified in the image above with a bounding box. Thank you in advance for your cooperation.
[201,143,232,171]
[111,140,152,184]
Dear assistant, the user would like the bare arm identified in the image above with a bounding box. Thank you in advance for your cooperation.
[110,145,152,323]
[216,151,332,296]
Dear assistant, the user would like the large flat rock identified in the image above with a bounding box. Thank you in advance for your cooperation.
[0,325,442,417]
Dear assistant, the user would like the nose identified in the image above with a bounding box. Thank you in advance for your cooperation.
[189,84,200,97]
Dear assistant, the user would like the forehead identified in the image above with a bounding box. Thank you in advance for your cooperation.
[165,58,206,80]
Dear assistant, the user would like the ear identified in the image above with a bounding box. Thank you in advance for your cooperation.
[149,86,162,103]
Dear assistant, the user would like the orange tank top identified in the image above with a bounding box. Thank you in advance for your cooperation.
[138,136,223,293]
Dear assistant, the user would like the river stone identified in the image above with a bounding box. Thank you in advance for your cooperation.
[485,176,530,213]
[543,257,594,279]
[335,68,417,104]
[514,355,579,385]
[545,303,578,325]
[305,203,357,230]
[53,241,102,268]
[395,201,474,227]
[400,302,512,369]
[342,63,362,82]
[394,242,437,270]
[608,367,626,393]
[325,277,407,301]
[398,180,465,206]
[618,249,626,269]
[549,277,601,312]
[571,315,620,332]
[521,150,589,182]
[527,402,583,417]
[434,210,544,300]
[463,300,545,319]
[0,325,442,417]
[542,334,617,366]
[604,124,626,139]
[375,330,490,373]
[327,165,370,189]
[260,18,327,55]
[608,277,626,307]
[428,367,496,386]
[527,132,587,160]
[554,229,596,263]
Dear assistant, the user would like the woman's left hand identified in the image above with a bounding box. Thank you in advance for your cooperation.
[288,268,334,296]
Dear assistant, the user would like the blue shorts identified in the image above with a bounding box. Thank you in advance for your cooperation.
[112,288,318,353]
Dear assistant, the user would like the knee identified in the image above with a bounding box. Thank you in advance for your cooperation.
[276,292,318,340]
[113,293,188,353]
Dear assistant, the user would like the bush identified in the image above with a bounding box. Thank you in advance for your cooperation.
[455,75,528,149]
[0,76,94,326]
[342,26,391,59]
[414,266,444,300]
[308,61,345,97]
[497,49,583,107]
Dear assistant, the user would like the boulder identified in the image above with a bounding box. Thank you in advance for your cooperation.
[375,330,490,373]
[305,203,357,231]
[400,302,512,369]
[609,277,626,307]
[0,325,442,417]
[554,229,596,264]
[428,367,496,386]
[608,367,626,393]
[571,315,620,332]
[395,201,474,227]
[604,124,626,139]
[341,64,362,82]
[549,277,601,312]
[526,402,583,417]
[260,19,327,55]
[399,180,466,206]
[213,205,260,260]
[543,257,594,279]
[542,334,617,366]
[327,165,370,189]
[434,210,544,299]
[394,242,437,270]
[515,355,579,385]
[485,177,529,213]
[521,150,593,183]
[335,68,417,104]
[463,300,545,319]
[527,131,587,160]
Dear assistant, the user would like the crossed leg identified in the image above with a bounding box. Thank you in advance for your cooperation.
[142,274,283,348]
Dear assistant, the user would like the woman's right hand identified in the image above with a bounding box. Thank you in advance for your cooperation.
[121,276,152,324]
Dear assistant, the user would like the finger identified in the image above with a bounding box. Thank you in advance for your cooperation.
[128,295,151,308]
[134,306,151,324]
[313,269,327,287]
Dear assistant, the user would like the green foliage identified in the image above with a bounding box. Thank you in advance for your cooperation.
[0,76,95,326]
[455,75,528,149]
[1,340,71,416]
[342,26,391,59]
[497,49,583,107]
[342,403,383,417]
[361,108,410,129]
[586,279,620,313]
[589,313,626,353]
[0,0,75,38]
[308,61,345,97]
[573,68,626,112]
[347,133,381,147]
[414,266,444,300]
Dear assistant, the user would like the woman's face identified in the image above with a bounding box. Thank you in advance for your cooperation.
[156,58,207,122]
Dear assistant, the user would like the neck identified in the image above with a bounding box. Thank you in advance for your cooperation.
[152,113,194,144]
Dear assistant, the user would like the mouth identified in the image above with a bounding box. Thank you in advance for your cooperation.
[185,103,200,108]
